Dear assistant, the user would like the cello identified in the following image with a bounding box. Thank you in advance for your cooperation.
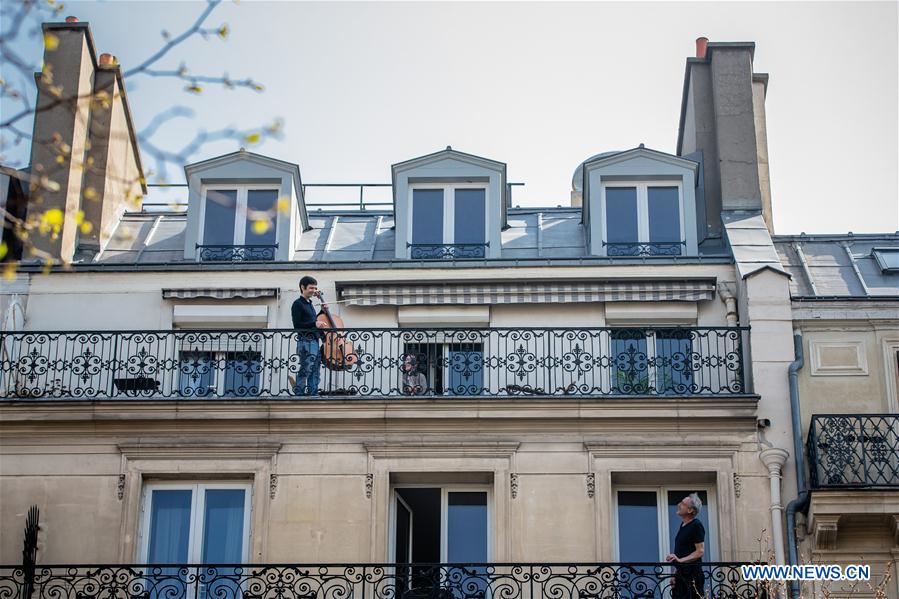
[314,291,359,371]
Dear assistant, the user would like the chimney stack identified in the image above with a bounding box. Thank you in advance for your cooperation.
[695,37,709,59]
[25,20,144,263]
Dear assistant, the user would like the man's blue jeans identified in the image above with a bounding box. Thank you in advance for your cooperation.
[295,336,321,395]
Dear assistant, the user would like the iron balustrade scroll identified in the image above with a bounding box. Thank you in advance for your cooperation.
[807,414,899,488]
[0,327,748,400]
[196,244,278,262]
[602,242,687,257]
[407,243,489,260]
[0,563,771,599]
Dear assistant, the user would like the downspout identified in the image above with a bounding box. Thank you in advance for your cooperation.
[785,329,808,599]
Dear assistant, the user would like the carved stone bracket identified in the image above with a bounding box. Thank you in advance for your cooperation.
[365,473,373,499]
[269,474,278,500]
[814,515,840,550]
[510,473,519,499]
[733,473,743,498]
[586,473,595,499]
[117,474,126,501]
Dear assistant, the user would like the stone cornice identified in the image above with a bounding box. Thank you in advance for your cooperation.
[118,440,282,460]
[365,441,520,459]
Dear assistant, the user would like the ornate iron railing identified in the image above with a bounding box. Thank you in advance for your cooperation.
[0,327,748,400]
[407,243,489,259]
[196,244,278,261]
[603,242,687,257]
[807,414,899,488]
[0,563,769,599]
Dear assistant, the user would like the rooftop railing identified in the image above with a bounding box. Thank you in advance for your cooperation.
[807,414,899,488]
[0,563,767,599]
[196,244,278,262]
[0,327,748,400]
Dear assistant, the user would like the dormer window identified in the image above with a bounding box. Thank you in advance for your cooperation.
[872,247,899,273]
[392,147,507,260]
[198,185,279,261]
[409,184,487,259]
[582,146,699,257]
[602,181,685,256]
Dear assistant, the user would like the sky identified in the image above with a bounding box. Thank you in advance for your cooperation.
[2,0,897,234]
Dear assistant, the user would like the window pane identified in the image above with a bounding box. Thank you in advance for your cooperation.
[203,190,237,245]
[245,190,278,246]
[201,489,246,563]
[224,351,262,397]
[447,492,488,562]
[666,490,710,558]
[611,331,649,394]
[655,330,693,394]
[648,187,681,247]
[454,189,486,251]
[617,491,659,561]
[412,189,444,245]
[180,351,216,397]
[147,489,192,563]
[605,187,638,244]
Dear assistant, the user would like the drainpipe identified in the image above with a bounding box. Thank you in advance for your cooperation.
[760,447,789,564]
[785,330,809,599]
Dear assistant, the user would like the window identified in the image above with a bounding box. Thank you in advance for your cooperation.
[409,185,487,258]
[403,342,484,395]
[179,350,262,398]
[199,185,279,260]
[872,247,899,273]
[610,329,693,394]
[391,486,490,596]
[614,486,717,596]
[140,482,252,564]
[602,182,684,256]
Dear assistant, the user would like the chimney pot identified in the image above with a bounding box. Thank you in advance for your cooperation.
[98,53,116,66]
[695,37,709,59]
[65,16,78,23]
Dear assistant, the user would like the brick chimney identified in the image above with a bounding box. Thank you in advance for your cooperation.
[677,40,774,235]
[26,20,144,263]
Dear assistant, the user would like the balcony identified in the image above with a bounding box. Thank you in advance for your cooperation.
[0,327,748,400]
[196,244,278,262]
[407,243,489,260]
[0,563,766,599]
[807,414,899,489]
[602,241,686,257]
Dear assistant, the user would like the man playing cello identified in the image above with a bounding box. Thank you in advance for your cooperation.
[292,276,327,395]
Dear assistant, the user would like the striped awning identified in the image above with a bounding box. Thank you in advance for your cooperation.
[162,288,280,300]
[339,280,716,306]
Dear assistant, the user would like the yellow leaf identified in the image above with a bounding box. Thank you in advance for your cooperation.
[79,221,93,234]
[217,24,229,39]
[44,32,59,51]
[277,198,290,214]
[4,262,18,282]
[75,210,85,224]
[55,155,66,164]
[251,219,270,234]
[83,186,98,201]
[244,133,261,144]
[43,208,64,228]
[0,241,7,260]
[185,84,203,94]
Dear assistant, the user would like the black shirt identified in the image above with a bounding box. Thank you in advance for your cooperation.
[674,518,705,562]
[291,296,318,330]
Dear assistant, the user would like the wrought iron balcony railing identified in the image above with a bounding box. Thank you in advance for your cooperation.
[603,241,687,257]
[0,327,748,400]
[0,563,768,599]
[407,243,489,259]
[196,244,278,261]
[807,414,899,488]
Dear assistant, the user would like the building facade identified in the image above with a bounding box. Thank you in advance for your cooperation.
[1,22,897,599]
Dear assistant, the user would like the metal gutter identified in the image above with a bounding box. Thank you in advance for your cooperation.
[785,330,809,599]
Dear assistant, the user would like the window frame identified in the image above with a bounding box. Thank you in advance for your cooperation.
[388,483,493,563]
[599,180,685,255]
[406,183,490,257]
[197,183,281,249]
[137,481,253,564]
[608,329,694,395]
[611,484,718,562]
